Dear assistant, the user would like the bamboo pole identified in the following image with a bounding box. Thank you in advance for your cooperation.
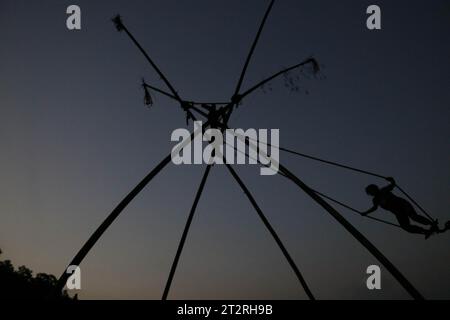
[162,165,213,300]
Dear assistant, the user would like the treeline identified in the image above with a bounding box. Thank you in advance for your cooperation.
[0,248,74,300]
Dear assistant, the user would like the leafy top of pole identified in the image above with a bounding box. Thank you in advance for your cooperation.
[112,15,125,32]
[308,57,320,74]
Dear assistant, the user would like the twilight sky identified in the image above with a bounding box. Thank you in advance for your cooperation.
[0,0,449,299]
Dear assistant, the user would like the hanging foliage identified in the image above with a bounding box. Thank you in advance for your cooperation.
[141,79,154,107]
[112,15,124,32]
[259,57,323,96]
[144,86,153,107]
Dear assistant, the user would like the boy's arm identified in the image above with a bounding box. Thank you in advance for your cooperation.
[382,177,396,192]
[361,198,379,216]
[361,204,378,216]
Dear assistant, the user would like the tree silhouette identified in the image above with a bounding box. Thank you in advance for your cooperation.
[0,249,75,300]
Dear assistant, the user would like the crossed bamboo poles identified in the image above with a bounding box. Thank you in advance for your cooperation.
[57,0,424,300]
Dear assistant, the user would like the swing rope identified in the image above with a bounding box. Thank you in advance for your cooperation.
[224,139,401,228]
[311,189,402,228]
[243,137,435,222]
[280,146,435,221]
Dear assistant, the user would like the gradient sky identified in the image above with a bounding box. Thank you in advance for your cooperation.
[1,0,449,299]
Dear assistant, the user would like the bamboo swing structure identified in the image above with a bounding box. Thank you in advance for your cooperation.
[57,0,425,300]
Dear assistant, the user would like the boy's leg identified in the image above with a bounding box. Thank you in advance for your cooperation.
[402,224,428,235]
[405,205,433,226]
[410,213,433,226]
[396,214,427,234]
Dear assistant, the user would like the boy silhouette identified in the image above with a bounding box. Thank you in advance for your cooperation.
[362,177,440,239]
